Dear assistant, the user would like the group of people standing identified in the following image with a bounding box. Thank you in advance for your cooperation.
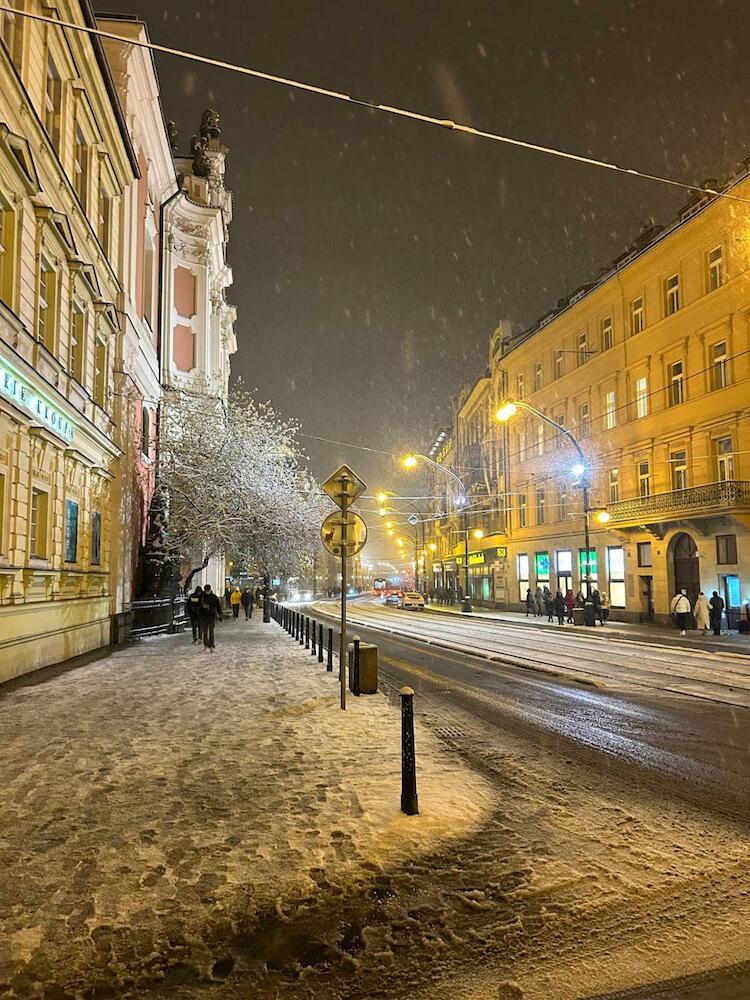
[671,588,725,636]
[524,585,609,626]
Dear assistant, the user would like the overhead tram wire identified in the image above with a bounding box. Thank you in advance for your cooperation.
[7,5,750,207]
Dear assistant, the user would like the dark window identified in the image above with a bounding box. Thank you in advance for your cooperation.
[716,534,737,565]
[92,511,102,565]
[65,500,79,563]
[637,542,652,567]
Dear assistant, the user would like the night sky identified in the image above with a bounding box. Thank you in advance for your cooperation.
[104,0,750,564]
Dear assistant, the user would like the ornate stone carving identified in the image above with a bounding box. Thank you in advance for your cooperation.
[200,109,221,140]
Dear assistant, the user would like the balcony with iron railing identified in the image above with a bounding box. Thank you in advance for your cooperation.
[607,480,750,527]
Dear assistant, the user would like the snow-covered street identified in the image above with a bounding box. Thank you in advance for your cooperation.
[2,614,750,998]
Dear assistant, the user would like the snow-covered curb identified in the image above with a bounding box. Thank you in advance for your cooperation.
[0,618,493,995]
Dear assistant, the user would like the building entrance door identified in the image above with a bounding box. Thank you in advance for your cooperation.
[639,575,654,623]
[672,532,700,609]
[557,573,572,595]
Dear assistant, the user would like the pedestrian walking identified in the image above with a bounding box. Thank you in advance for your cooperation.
[187,585,203,643]
[241,587,254,619]
[670,588,691,636]
[553,590,566,625]
[693,592,710,634]
[224,584,231,609]
[599,592,610,625]
[709,590,725,636]
[535,586,544,616]
[525,588,535,616]
[544,589,554,622]
[565,589,575,623]
[230,585,242,619]
[200,583,223,651]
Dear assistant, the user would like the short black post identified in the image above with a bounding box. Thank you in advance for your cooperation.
[327,627,333,671]
[305,616,310,649]
[285,607,289,633]
[294,611,299,640]
[400,687,419,815]
[291,610,295,637]
[263,573,270,623]
[311,620,316,655]
[352,635,361,697]
[318,622,324,663]
[299,616,305,646]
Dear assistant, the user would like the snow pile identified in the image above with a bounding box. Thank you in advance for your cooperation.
[0,619,493,996]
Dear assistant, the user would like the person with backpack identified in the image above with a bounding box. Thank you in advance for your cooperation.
[670,588,691,636]
[200,584,223,651]
[187,585,203,643]
[241,587,254,619]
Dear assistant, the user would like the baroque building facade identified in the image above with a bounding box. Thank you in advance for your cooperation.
[426,169,750,625]
[0,3,238,682]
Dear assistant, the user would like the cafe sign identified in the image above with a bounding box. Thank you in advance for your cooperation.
[1,358,74,442]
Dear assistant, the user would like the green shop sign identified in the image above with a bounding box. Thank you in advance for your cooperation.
[1,357,74,442]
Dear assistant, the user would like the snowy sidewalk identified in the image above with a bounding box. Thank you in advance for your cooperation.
[0,618,492,997]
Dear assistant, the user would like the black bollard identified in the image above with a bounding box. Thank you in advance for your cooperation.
[299,615,305,646]
[294,611,299,640]
[352,635,361,697]
[318,622,324,663]
[311,620,316,655]
[327,628,333,671]
[400,687,419,815]
[305,616,310,649]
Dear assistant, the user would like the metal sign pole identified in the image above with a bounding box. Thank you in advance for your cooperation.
[339,549,347,710]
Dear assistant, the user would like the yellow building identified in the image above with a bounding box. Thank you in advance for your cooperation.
[490,172,750,623]
[0,1,136,681]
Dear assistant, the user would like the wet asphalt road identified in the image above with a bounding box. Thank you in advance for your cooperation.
[309,600,750,821]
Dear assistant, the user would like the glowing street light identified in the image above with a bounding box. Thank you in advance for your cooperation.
[495,401,518,422]
[402,455,418,469]
[376,491,388,504]
[597,510,611,524]
[473,528,484,539]
[571,462,587,479]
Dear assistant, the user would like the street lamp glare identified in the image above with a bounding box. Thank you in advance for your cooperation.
[495,401,518,422]
[376,491,387,503]
[571,462,586,478]
[429,543,437,552]
[597,510,611,524]
[385,520,394,529]
[473,528,484,539]
[402,455,418,469]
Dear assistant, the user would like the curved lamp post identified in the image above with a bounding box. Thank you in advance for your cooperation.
[375,489,429,593]
[402,453,474,612]
[495,400,593,599]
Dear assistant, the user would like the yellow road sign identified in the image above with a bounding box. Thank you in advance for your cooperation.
[321,510,368,558]
[321,464,367,510]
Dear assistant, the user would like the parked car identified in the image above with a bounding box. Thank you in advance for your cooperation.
[398,591,425,611]
[384,592,401,607]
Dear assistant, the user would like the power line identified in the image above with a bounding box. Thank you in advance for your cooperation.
[8,5,750,206]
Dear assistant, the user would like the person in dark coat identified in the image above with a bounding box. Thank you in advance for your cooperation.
[241,587,254,620]
[564,589,575,623]
[709,591,725,636]
[543,589,554,622]
[591,588,602,625]
[553,590,566,625]
[223,585,231,609]
[525,588,535,616]
[200,584,223,651]
[187,585,203,642]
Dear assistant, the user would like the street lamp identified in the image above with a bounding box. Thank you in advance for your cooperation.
[495,399,594,599]
[400,452,473,612]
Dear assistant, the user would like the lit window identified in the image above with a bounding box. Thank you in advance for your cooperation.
[637,542,652,567]
[578,401,590,437]
[94,335,107,408]
[601,316,613,351]
[535,551,550,583]
[716,534,737,565]
[710,341,728,390]
[518,492,527,529]
[577,332,588,366]
[608,468,619,503]
[533,361,543,392]
[74,125,88,208]
[554,349,564,379]
[70,300,85,383]
[668,360,684,406]
[716,436,734,482]
[536,423,544,456]
[631,296,644,335]
[517,553,529,601]
[0,471,5,553]
[604,389,616,430]
[30,488,49,558]
[65,499,79,563]
[708,246,723,291]
[536,488,546,524]
[607,546,626,607]
[671,450,688,491]
[38,256,57,352]
[634,376,648,419]
[638,461,650,497]
[665,274,680,315]
[578,548,598,590]
[44,54,62,153]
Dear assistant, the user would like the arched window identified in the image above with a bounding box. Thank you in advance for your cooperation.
[141,405,150,457]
